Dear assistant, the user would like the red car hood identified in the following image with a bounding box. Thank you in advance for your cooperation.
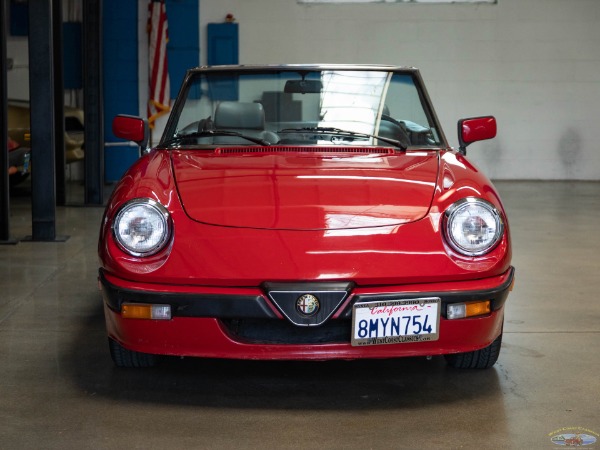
[171,149,439,230]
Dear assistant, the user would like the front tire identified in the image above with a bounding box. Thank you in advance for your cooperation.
[108,338,158,368]
[444,333,502,369]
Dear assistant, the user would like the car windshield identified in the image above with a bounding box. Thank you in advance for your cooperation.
[162,67,443,148]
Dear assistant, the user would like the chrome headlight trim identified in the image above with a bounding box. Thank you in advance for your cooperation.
[112,198,172,257]
[443,197,504,257]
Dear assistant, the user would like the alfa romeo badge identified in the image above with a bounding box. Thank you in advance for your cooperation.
[296,294,320,316]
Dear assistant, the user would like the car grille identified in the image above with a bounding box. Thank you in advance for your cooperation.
[220,318,352,344]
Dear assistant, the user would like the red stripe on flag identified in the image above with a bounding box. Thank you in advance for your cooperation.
[148,0,170,129]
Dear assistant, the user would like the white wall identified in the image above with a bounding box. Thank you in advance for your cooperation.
[6,0,599,179]
[200,0,600,180]
[6,38,29,101]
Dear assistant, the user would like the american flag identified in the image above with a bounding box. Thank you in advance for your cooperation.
[148,0,170,128]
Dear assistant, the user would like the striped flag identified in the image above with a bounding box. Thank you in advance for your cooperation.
[148,0,170,129]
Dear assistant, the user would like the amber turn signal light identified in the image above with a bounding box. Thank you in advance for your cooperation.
[121,303,171,320]
[447,300,491,320]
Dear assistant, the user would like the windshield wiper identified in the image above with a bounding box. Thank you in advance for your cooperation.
[279,127,407,151]
[163,130,272,147]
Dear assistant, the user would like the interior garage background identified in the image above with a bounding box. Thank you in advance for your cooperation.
[200,0,600,180]
[6,0,600,181]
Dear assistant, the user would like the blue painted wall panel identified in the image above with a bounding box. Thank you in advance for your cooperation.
[9,1,28,36]
[207,23,239,65]
[166,0,200,96]
[63,22,83,89]
[103,0,139,182]
[102,0,199,181]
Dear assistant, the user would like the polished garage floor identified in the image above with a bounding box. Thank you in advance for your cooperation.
[1,181,599,449]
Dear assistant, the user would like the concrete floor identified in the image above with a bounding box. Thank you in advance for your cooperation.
[1,181,599,449]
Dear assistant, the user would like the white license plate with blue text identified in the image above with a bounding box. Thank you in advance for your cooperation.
[351,298,441,346]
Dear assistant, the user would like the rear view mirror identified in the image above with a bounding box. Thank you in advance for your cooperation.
[113,115,149,152]
[457,116,496,155]
[284,80,323,94]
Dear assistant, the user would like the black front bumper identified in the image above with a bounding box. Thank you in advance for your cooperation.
[99,267,514,321]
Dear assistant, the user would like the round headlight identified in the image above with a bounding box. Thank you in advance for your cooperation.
[112,199,172,257]
[444,198,504,256]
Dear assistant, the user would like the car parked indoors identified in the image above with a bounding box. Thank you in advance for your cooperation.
[99,64,513,370]
[8,102,84,164]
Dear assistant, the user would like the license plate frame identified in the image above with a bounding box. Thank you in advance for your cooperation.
[351,297,441,346]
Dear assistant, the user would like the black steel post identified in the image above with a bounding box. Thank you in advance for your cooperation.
[28,0,64,241]
[83,0,104,205]
[52,0,66,206]
[0,0,16,244]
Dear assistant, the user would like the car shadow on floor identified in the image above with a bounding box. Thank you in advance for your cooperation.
[67,300,504,411]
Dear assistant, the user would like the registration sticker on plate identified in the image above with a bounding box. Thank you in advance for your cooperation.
[351,297,441,346]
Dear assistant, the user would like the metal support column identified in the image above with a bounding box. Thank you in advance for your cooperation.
[0,0,16,244]
[83,0,104,205]
[28,0,67,241]
[53,0,66,206]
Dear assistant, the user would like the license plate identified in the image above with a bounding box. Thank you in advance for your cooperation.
[351,297,441,346]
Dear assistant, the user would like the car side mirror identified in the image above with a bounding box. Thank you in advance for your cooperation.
[457,116,497,155]
[113,115,150,154]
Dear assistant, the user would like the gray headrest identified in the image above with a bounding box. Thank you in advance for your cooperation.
[214,102,265,130]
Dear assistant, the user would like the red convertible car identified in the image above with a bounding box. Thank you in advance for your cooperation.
[99,65,513,369]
